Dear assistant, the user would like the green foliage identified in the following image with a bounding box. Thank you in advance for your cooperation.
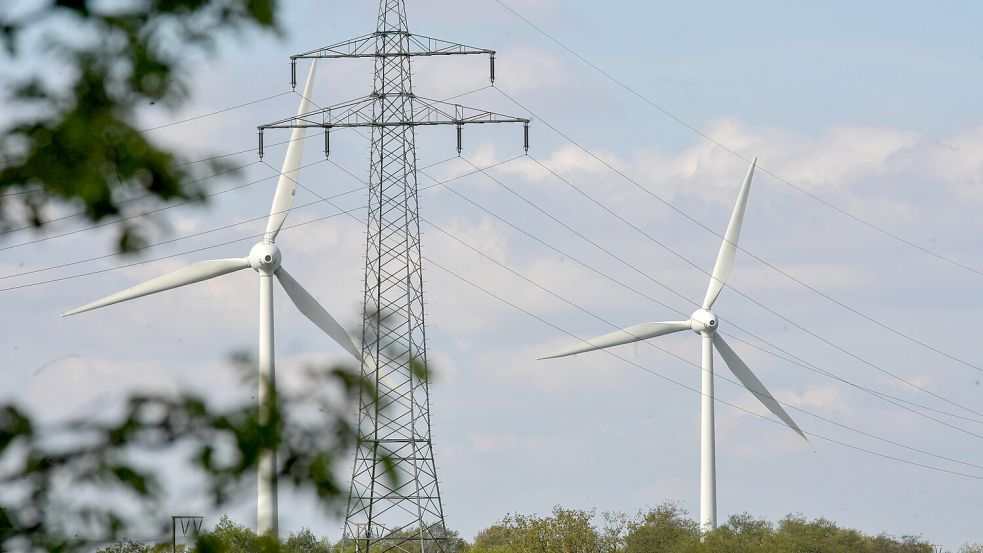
[0,359,377,552]
[96,516,334,553]
[471,524,511,553]
[0,0,280,251]
[469,503,939,553]
[283,529,331,553]
[88,507,951,553]
[469,506,601,553]
[97,541,155,553]
[624,502,701,553]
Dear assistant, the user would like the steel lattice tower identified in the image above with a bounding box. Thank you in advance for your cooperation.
[259,1,528,551]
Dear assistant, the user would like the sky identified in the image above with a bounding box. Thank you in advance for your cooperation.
[2,0,983,549]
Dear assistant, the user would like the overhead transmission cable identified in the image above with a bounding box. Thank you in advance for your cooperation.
[138,90,294,133]
[422,218,983,467]
[426,256,983,482]
[0,155,486,282]
[0,206,363,293]
[0,84,493,239]
[0,89,294,198]
[0,156,521,292]
[494,86,983,378]
[0,160,263,236]
[320,119,983,426]
[256,154,983,481]
[491,0,983,280]
[321,154,983,443]
[407,160,983,430]
[498,153,983,419]
[455,152,983,419]
[0,159,319,252]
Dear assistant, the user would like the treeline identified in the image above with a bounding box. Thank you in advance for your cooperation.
[99,505,982,553]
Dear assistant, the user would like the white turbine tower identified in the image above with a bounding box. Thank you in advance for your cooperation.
[62,62,360,536]
[539,157,810,531]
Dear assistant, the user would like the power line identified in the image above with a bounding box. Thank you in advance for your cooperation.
[304,156,983,458]
[456,152,983,420]
[0,85,494,239]
[421,218,983,468]
[426,256,983,482]
[318,154,983,474]
[491,0,983,279]
[409,161,983,431]
[0,155,474,282]
[139,91,294,133]
[323,149,983,448]
[0,160,324,252]
[495,87,983,378]
[321,118,983,427]
[0,205,364,293]
[315,104,983,431]
[0,194,355,282]
[0,156,522,293]
[0,89,292,198]
[1,132,335,236]
[0,160,263,236]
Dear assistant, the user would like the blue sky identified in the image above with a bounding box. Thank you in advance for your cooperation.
[2,0,983,549]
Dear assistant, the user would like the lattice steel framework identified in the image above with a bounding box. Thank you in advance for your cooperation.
[258,2,528,552]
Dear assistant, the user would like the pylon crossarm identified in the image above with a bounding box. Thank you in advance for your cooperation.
[290,33,495,87]
[411,96,528,126]
[293,33,377,59]
[260,96,525,130]
[257,96,529,157]
[259,96,375,130]
[292,32,492,60]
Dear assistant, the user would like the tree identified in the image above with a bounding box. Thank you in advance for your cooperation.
[283,527,332,553]
[0,359,377,551]
[97,541,154,553]
[623,502,700,553]
[470,506,601,553]
[0,0,279,251]
[470,524,511,553]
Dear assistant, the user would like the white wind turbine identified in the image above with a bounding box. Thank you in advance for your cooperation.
[62,61,361,536]
[539,158,810,531]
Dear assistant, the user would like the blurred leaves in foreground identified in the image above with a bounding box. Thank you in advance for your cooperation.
[0,355,376,552]
[0,1,279,251]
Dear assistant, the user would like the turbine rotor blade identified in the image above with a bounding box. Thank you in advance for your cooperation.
[539,321,691,360]
[265,60,318,243]
[712,333,811,447]
[702,157,757,309]
[274,265,361,362]
[62,258,251,316]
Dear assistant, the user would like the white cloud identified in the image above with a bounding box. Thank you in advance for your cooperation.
[779,384,853,416]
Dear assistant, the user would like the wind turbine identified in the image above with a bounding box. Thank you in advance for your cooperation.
[62,61,361,537]
[539,157,810,531]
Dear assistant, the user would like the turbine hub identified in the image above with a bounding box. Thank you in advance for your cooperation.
[248,242,282,274]
[690,308,718,334]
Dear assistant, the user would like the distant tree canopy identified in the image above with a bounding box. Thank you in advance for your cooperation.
[95,504,981,553]
[466,503,973,553]
[0,0,280,251]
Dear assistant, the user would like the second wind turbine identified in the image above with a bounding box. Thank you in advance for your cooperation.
[539,158,810,531]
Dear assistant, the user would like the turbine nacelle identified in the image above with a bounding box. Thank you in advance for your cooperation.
[689,308,718,334]
[249,243,282,274]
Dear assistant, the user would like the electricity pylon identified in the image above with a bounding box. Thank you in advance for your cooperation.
[258,1,528,551]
